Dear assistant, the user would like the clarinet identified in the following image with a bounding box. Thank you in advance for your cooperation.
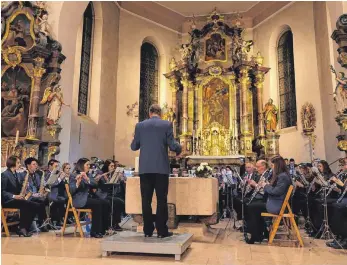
[325,170,343,198]
[337,186,347,203]
[247,169,270,205]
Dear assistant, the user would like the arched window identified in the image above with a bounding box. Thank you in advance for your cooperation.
[78,2,94,115]
[278,30,297,128]
[139,42,159,121]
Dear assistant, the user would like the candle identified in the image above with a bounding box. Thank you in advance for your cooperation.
[15,130,19,145]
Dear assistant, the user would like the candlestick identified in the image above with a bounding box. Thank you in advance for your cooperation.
[15,130,19,145]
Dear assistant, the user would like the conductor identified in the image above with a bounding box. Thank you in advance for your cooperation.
[131,104,182,238]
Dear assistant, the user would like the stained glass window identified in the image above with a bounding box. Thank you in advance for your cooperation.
[139,42,159,121]
[278,30,297,128]
[78,2,94,115]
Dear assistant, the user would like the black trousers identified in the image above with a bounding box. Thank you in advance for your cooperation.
[82,198,109,234]
[2,199,41,230]
[330,202,347,238]
[244,200,267,240]
[291,192,308,218]
[51,199,67,222]
[28,196,47,223]
[311,197,335,231]
[106,196,125,225]
[140,173,169,236]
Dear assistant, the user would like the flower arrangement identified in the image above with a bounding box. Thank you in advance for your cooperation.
[196,162,213,178]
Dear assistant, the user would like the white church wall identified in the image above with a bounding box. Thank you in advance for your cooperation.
[47,1,120,164]
[114,9,179,166]
[253,1,330,163]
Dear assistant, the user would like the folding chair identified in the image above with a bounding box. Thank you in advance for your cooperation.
[261,185,304,247]
[61,184,92,237]
[1,208,20,237]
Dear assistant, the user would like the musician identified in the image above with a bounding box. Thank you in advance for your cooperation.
[327,159,347,249]
[44,159,59,182]
[22,157,49,232]
[93,159,125,231]
[288,158,296,176]
[69,158,109,238]
[310,160,337,237]
[245,156,291,244]
[48,162,71,226]
[1,156,44,237]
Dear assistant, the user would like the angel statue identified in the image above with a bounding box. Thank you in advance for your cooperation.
[40,84,69,125]
[264,98,279,133]
[301,103,316,131]
[38,12,50,36]
[330,65,347,114]
[179,44,191,62]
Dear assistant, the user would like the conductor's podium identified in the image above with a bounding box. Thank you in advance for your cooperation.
[125,177,219,227]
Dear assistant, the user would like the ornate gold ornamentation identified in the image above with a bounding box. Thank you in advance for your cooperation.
[337,140,347,151]
[264,99,279,133]
[208,66,222,76]
[48,146,57,160]
[2,47,22,68]
[169,57,177,71]
[254,51,264,66]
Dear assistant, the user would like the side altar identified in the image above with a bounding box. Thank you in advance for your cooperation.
[163,9,279,164]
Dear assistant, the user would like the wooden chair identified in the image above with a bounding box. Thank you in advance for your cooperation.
[261,185,304,247]
[1,208,20,237]
[61,184,92,237]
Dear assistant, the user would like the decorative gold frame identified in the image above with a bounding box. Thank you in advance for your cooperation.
[204,32,228,63]
[1,9,37,52]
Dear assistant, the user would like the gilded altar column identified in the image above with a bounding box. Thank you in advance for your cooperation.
[188,82,194,134]
[239,66,253,156]
[180,71,192,155]
[229,72,239,155]
[27,57,46,140]
[169,77,178,136]
[255,70,265,138]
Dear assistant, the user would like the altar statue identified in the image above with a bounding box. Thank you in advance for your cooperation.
[331,66,347,114]
[40,84,69,125]
[264,98,278,132]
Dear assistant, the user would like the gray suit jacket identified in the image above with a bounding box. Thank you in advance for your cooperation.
[69,173,97,208]
[264,172,291,214]
[131,116,181,175]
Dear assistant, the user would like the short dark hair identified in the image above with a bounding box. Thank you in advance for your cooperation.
[6,156,19,169]
[226,166,232,170]
[48,159,59,167]
[24,157,39,167]
[149,104,161,116]
[101,159,114,173]
[74,158,89,173]
[284,158,288,161]
[290,158,295,162]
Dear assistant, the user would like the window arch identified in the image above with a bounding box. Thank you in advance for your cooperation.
[278,30,297,129]
[139,42,159,121]
[78,2,94,115]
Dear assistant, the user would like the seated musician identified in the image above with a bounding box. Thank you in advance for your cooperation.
[1,156,44,237]
[327,158,347,249]
[48,162,71,227]
[93,159,125,231]
[69,158,109,238]
[44,159,59,182]
[310,160,339,237]
[22,157,49,232]
[245,156,291,244]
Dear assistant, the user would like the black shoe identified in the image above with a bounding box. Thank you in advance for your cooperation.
[40,226,49,232]
[326,240,338,247]
[144,234,153,238]
[157,232,173,238]
[16,228,32,237]
[114,224,123,231]
[90,232,103,238]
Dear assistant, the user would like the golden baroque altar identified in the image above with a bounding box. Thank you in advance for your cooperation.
[164,10,273,161]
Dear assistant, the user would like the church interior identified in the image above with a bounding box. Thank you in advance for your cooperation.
[1,1,347,264]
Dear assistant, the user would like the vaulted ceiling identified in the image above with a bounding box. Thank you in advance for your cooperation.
[117,1,292,32]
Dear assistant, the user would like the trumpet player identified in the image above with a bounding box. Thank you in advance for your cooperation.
[1,156,43,237]
[245,156,291,244]
[21,157,49,232]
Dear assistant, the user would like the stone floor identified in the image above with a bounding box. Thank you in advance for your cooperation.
[2,220,346,265]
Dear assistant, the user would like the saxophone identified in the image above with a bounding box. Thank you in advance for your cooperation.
[19,171,32,200]
[38,170,47,197]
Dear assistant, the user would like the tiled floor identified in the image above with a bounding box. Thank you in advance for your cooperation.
[2,220,346,265]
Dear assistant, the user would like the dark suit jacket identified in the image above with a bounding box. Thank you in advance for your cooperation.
[131,116,182,175]
[69,173,97,208]
[1,169,21,204]
[264,172,291,214]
